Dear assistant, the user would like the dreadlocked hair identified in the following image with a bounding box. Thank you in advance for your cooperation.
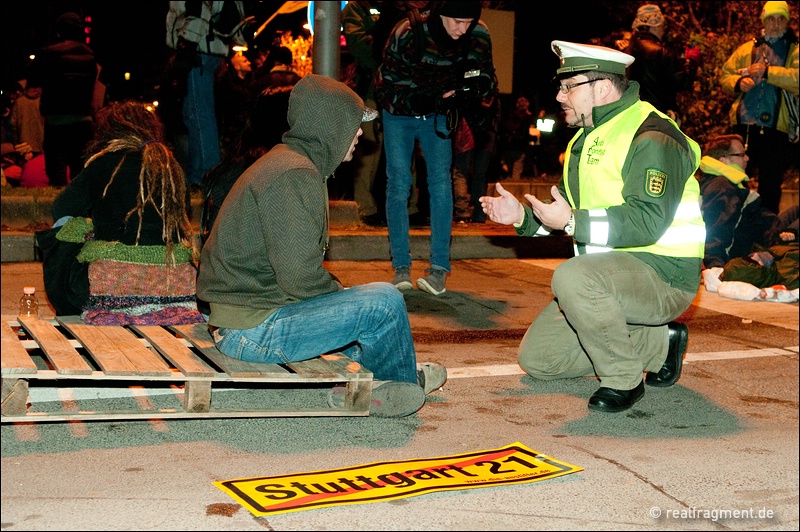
[84,100,198,265]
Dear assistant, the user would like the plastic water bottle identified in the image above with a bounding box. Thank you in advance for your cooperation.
[18,286,39,319]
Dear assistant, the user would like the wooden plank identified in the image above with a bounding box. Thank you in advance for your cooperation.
[319,352,373,379]
[58,316,172,377]
[344,379,372,411]
[1,321,37,374]
[17,317,93,375]
[183,381,212,413]
[131,325,216,377]
[286,357,341,378]
[171,323,293,378]
[170,323,216,349]
[1,378,29,416]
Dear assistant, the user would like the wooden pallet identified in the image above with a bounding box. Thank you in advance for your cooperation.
[1,316,372,422]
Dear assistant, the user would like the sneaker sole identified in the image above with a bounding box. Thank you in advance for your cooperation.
[370,381,426,417]
[328,381,424,417]
[416,278,446,296]
[394,280,413,291]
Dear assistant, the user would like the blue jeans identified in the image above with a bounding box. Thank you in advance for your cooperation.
[183,54,222,186]
[213,282,418,383]
[382,111,453,272]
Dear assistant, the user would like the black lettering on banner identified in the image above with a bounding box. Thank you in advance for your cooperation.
[475,455,539,474]
[254,484,295,500]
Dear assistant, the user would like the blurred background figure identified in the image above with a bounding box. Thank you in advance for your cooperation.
[624,3,699,124]
[497,95,533,180]
[342,0,386,226]
[215,48,255,155]
[720,0,799,215]
[10,80,44,156]
[201,85,293,247]
[451,95,501,223]
[696,133,798,270]
[250,45,301,95]
[25,12,101,187]
[165,1,252,191]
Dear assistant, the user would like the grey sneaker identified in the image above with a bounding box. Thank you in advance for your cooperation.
[417,362,447,394]
[328,381,425,417]
[417,268,447,295]
[392,266,413,291]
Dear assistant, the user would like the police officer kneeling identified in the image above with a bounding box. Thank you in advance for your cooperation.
[479,40,705,413]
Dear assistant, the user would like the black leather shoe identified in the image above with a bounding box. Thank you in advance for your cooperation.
[646,322,688,387]
[588,380,645,413]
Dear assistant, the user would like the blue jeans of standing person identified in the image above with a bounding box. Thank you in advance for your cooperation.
[183,53,222,186]
[211,282,418,383]
[383,111,453,272]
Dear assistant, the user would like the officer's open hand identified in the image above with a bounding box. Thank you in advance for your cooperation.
[526,186,572,232]
[479,183,524,225]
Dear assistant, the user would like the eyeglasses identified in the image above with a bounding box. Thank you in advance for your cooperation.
[558,79,606,94]
[726,152,747,157]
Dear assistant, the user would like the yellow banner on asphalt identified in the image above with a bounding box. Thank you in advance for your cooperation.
[214,442,583,516]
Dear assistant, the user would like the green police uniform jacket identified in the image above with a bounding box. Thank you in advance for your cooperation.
[515,82,705,293]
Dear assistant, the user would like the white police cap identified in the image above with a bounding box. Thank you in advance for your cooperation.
[551,40,635,77]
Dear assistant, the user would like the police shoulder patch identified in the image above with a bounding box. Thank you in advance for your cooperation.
[645,169,667,198]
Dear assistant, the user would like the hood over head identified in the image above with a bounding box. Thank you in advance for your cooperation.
[284,74,376,177]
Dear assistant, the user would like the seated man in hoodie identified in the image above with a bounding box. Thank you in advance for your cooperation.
[196,74,446,417]
[696,133,798,270]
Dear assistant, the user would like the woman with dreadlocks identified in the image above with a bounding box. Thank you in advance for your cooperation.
[45,99,204,325]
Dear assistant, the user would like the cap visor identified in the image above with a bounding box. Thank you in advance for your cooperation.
[362,107,379,122]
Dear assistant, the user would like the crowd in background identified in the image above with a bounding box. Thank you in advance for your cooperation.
[2,1,797,224]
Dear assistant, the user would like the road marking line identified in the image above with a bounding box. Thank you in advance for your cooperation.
[26,345,798,399]
[446,346,799,379]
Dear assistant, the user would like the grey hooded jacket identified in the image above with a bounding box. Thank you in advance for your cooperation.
[197,74,368,329]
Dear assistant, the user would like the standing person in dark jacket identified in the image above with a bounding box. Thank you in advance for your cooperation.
[480,40,706,413]
[697,133,798,269]
[197,74,447,417]
[624,4,698,124]
[25,12,100,187]
[376,0,496,296]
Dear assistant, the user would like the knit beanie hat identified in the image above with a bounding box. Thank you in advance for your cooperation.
[436,1,481,20]
[761,1,790,21]
[632,4,664,30]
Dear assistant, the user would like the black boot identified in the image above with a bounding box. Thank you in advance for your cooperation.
[646,322,688,387]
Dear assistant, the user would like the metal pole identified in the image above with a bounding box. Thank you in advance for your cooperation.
[311,1,341,79]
